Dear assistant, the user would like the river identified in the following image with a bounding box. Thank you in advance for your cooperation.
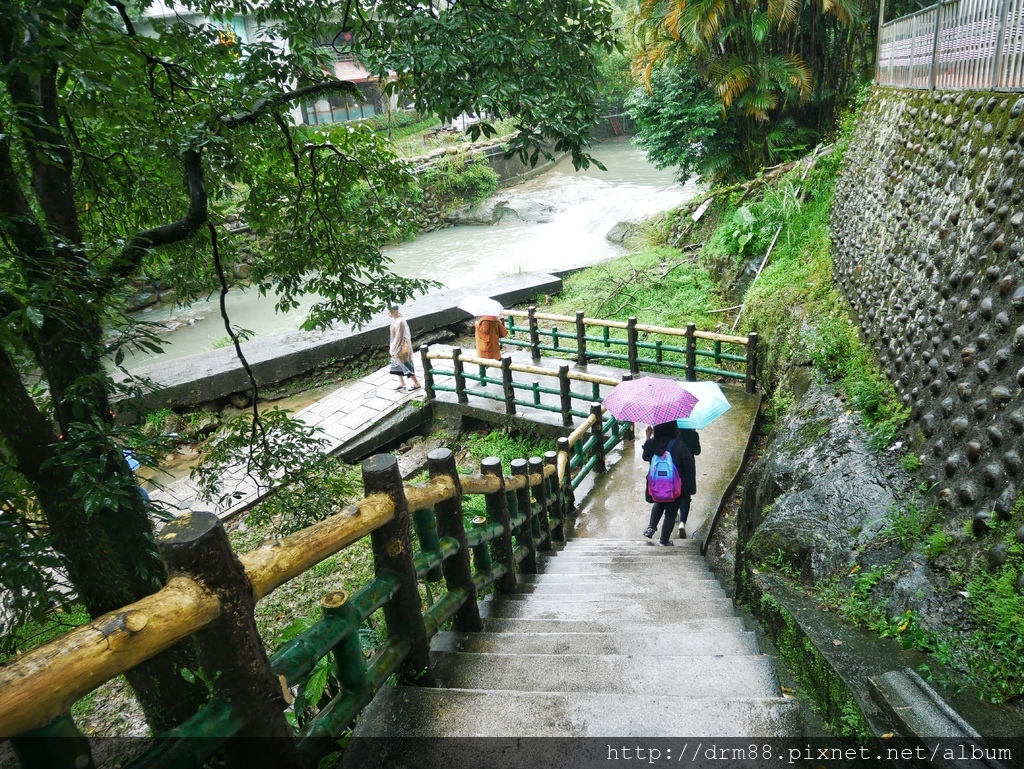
[122,138,698,368]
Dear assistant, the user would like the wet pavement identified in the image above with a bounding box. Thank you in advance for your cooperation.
[567,384,761,547]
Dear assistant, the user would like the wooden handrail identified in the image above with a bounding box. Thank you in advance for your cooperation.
[425,350,621,386]
[505,309,749,345]
[0,576,221,737]
[0,459,565,739]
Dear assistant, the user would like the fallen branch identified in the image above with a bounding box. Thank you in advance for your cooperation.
[708,304,743,314]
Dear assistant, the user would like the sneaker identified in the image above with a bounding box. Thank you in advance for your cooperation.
[643,527,655,539]
[678,527,687,539]
[406,385,421,392]
[660,540,674,547]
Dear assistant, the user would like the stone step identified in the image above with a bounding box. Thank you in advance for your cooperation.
[506,584,727,600]
[430,651,782,698]
[519,571,719,585]
[349,687,801,738]
[479,596,736,622]
[431,630,760,657]
[481,616,747,635]
[537,560,717,576]
[560,539,701,550]
[515,580,726,597]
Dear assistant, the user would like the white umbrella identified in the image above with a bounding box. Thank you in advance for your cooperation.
[458,295,504,317]
[674,381,731,430]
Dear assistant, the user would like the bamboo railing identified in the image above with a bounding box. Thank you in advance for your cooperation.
[500,306,759,393]
[1,425,616,768]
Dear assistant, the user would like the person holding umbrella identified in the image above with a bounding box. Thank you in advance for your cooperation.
[458,295,507,360]
[601,376,702,545]
[642,422,696,545]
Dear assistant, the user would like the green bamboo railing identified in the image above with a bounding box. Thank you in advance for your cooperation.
[501,307,759,393]
[0,444,585,769]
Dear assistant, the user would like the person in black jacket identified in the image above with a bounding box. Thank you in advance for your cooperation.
[641,421,697,545]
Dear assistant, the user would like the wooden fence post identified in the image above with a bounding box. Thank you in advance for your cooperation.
[481,457,517,593]
[558,364,572,426]
[419,344,435,400]
[528,456,551,549]
[511,459,538,573]
[158,510,300,769]
[557,436,576,512]
[685,322,696,381]
[627,316,639,375]
[575,310,587,366]
[10,714,96,769]
[528,304,540,361]
[746,332,759,394]
[501,354,516,415]
[544,450,564,542]
[361,454,437,687]
[618,372,635,440]
[590,404,607,474]
[452,347,467,404]
[428,447,482,632]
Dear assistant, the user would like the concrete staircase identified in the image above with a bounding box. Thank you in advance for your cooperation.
[351,538,800,738]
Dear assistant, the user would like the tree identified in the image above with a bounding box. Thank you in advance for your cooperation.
[633,0,871,177]
[626,61,736,182]
[0,0,616,732]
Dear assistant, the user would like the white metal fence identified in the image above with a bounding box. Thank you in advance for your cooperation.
[876,0,1024,89]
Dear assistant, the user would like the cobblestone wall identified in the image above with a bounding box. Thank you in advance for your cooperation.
[832,87,1024,519]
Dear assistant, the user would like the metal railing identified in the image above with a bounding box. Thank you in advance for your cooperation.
[876,0,1024,89]
[503,306,758,394]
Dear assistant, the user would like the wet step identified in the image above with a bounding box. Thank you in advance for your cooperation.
[478,596,736,622]
[537,560,720,576]
[349,688,800,738]
[519,571,719,585]
[515,580,725,597]
[480,616,748,635]
[431,630,760,657]
[429,651,782,697]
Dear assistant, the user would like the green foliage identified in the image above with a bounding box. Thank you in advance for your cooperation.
[882,497,940,551]
[626,62,736,182]
[191,409,359,534]
[419,152,499,209]
[1,603,92,662]
[760,548,801,579]
[901,453,923,473]
[547,247,722,330]
[923,530,953,560]
[459,428,554,473]
[359,0,618,170]
[964,531,1024,703]
[632,0,872,178]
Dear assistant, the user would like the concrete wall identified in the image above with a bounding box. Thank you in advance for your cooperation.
[831,87,1024,519]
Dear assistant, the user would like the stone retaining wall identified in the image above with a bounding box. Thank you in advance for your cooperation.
[831,87,1024,520]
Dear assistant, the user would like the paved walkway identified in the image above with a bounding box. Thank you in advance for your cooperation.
[148,347,759,538]
[147,365,425,518]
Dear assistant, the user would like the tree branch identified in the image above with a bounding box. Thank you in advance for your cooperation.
[220,81,360,128]
[100,149,207,296]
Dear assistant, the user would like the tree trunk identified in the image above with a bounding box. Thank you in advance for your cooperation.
[0,331,207,733]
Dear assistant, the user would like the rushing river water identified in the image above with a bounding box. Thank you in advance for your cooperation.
[123,138,698,368]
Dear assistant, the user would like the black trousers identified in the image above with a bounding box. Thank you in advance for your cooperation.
[648,495,692,544]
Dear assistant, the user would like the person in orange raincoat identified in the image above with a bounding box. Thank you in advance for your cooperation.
[474,315,507,360]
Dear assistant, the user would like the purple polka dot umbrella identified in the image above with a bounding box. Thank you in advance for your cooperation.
[601,377,700,426]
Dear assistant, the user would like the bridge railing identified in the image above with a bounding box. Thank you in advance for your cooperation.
[0,447,572,769]
[503,306,759,394]
[876,0,1024,90]
[420,346,632,494]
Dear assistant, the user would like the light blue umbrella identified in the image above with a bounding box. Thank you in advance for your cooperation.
[675,381,731,430]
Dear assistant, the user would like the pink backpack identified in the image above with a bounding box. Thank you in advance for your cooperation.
[647,440,682,502]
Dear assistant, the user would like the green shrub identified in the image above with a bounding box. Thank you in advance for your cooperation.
[420,152,499,208]
[923,529,952,559]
